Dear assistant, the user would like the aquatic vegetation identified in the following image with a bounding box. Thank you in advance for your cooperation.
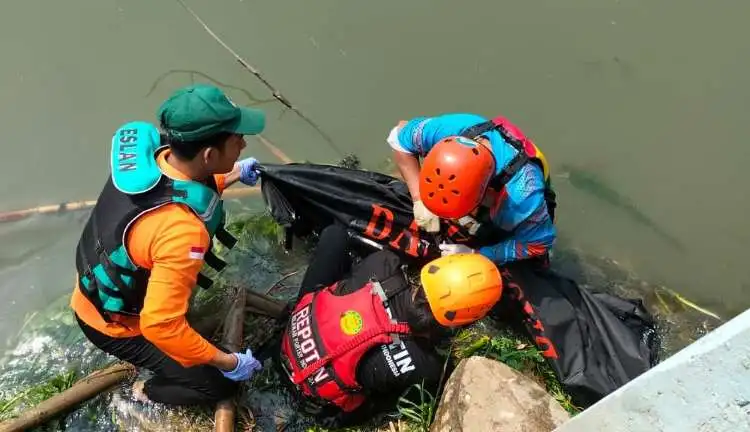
[0,370,77,422]
[396,384,436,432]
[653,286,721,321]
[337,154,362,170]
[225,213,286,246]
[190,213,298,323]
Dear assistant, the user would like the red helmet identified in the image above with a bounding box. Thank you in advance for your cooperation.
[419,136,496,219]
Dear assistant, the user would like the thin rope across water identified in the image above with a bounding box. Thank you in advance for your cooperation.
[174,0,346,159]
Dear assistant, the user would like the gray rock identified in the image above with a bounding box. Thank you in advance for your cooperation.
[431,356,570,432]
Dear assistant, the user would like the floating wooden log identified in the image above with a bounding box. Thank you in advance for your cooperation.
[0,362,136,432]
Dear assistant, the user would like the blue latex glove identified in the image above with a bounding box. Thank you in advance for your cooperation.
[221,348,262,382]
[238,157,260,186]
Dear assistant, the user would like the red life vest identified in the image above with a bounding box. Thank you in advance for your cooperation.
[460,115,556,221]
[462,115,551,186]
[279,279,411,412]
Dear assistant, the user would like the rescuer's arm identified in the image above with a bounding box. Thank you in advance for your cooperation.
[137,217,236,369]
[391,148,422,201]
[390,113,491,160]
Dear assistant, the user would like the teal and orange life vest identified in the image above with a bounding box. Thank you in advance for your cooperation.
[75,121,236,322]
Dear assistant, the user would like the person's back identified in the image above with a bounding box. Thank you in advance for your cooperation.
[72,142,229,355]
[325,245,447,399]
[278,224,502,427]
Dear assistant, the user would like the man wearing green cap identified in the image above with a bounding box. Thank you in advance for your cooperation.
[71,84,269,406]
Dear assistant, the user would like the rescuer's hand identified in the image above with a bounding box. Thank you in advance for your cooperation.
[238,157,260,186]
[438,242,475,256]
[220,348,263,381]
[414,200,440,233]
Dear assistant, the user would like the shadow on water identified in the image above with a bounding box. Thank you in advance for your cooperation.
[0,212,722,431]
[558,164,686,251]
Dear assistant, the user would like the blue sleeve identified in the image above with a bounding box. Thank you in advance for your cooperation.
[478,164,557,265]
[396,113,489,157]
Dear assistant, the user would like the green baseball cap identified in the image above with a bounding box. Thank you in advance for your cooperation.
[157,84,266,141]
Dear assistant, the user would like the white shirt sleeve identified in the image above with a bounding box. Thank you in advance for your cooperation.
[386,126,412,154]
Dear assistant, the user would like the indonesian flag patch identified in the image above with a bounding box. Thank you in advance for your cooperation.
[188,246,206,260]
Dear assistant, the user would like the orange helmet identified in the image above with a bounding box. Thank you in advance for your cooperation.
[420,253,502,327]
[419,136,496,219]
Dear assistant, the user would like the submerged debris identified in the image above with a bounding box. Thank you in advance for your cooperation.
[558,164,685,250]
[337,154,362,170]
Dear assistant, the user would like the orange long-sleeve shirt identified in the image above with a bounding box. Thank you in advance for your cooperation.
[71,150,227,367]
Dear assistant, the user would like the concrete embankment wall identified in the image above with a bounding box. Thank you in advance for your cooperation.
[555,309,750,432]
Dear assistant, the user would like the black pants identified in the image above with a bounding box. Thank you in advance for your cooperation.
[76,315,237,406]
[298,224,353,298]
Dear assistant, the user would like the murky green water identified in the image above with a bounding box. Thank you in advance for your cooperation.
[1,0,748,428]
